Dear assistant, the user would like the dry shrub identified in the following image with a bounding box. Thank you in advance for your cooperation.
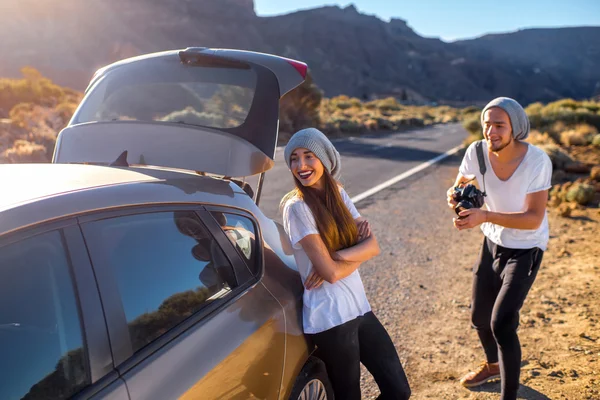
[377,118,395,130]
[543,121,567,143]
[590,166,600,182]
[461,106,480,115]
[565,183,596,205]
[329,95,356,110]
[0,67,71,112]
[462,115,481,135]
[364,119,379,131]
[550,180,597,207]
[0,67,82,165]
[559,124,598,146]
[462,115,482,145]
[376,97,402,112]
[538,143,574,170]
[55,101,78,122]
[438,114,457,124]
[557,202,573,217]
[526,130,556,145]
[318,95,454,135]
[1,139,47,163]
[529,99,600,132]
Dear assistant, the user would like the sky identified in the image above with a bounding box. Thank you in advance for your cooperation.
[254,0,600,42]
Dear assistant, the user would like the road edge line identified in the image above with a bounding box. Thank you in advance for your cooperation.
[351,144,465,204]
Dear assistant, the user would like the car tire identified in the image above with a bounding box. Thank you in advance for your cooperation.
[288,356,334,400]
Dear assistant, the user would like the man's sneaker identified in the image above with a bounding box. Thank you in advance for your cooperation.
[459,362,501,388]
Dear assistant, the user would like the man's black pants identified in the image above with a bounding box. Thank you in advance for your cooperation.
[471,237,543,400]
[308,311,411,400]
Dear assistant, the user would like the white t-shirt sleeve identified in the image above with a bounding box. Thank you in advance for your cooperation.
[285,201,319,247]
[458,141,478,178]
[527,151,553,194]
[340,188,361,219]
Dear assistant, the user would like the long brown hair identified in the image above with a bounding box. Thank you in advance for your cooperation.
[281,168,358,253]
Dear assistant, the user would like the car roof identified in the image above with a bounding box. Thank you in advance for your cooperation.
[0,163,254,237]
[1,163,162,209]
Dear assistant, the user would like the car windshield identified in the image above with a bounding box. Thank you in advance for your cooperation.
[73,59,257,129]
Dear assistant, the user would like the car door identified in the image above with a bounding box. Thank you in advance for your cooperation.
[204,204,311,398]
[79,205,287,400]
[0,219,127,400]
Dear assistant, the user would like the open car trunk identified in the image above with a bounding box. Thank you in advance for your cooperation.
[53,47,307,201]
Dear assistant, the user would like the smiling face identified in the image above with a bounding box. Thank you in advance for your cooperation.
[289,147,325,190]
[483,107,513,152]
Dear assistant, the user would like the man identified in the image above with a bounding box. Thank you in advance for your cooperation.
[447,97,552,400]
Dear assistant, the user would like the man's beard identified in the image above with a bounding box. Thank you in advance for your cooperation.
[488,135,512,152]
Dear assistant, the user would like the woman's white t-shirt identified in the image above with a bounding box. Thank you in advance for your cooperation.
[459,140,553,251]
[282,189,371,334]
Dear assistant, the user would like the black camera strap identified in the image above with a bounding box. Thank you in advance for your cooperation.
[475,141,487,195]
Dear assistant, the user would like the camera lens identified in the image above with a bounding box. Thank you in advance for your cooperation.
[455,200,474,215]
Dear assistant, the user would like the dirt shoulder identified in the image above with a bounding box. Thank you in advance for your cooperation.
[355,154,599,400]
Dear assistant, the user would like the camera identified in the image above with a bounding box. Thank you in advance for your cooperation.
[452,184,485,215]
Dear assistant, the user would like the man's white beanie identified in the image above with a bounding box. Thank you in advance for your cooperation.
[481,97,530,140]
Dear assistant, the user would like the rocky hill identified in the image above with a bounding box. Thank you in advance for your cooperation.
[1,0,598,104]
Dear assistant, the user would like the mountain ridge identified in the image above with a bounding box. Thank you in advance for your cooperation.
[1,0,598,104]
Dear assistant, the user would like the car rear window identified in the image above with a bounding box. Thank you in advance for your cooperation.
[74,59,256,129]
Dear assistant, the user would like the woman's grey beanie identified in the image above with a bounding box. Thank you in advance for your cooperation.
[284,128,341,179]
[481,97,530,140]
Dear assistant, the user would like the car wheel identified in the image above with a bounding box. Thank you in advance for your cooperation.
[288,356,333,400]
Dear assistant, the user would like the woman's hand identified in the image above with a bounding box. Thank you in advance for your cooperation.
[357,220,372,242]
[304,270,325,290]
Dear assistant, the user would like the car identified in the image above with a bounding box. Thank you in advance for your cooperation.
[0,48,333,400]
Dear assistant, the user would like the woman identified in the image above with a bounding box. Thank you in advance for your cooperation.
[281,128,411,400]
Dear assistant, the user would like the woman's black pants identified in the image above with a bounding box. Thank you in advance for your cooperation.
[308,311,411,400]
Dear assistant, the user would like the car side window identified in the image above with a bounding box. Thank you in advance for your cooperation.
[83,211,238,353]
[0,231,89,400]
[210,211,258,275]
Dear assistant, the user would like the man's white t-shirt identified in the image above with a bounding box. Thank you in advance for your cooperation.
[459,140,553,251]
[282,188,371,334]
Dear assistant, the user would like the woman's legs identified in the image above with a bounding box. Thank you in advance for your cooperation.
[358,312,411,400]
[308,317,362,400]
[309,312,411,400]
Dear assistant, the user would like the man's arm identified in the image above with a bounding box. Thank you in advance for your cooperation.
[455,189,548,230]
[299,234,362,284]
